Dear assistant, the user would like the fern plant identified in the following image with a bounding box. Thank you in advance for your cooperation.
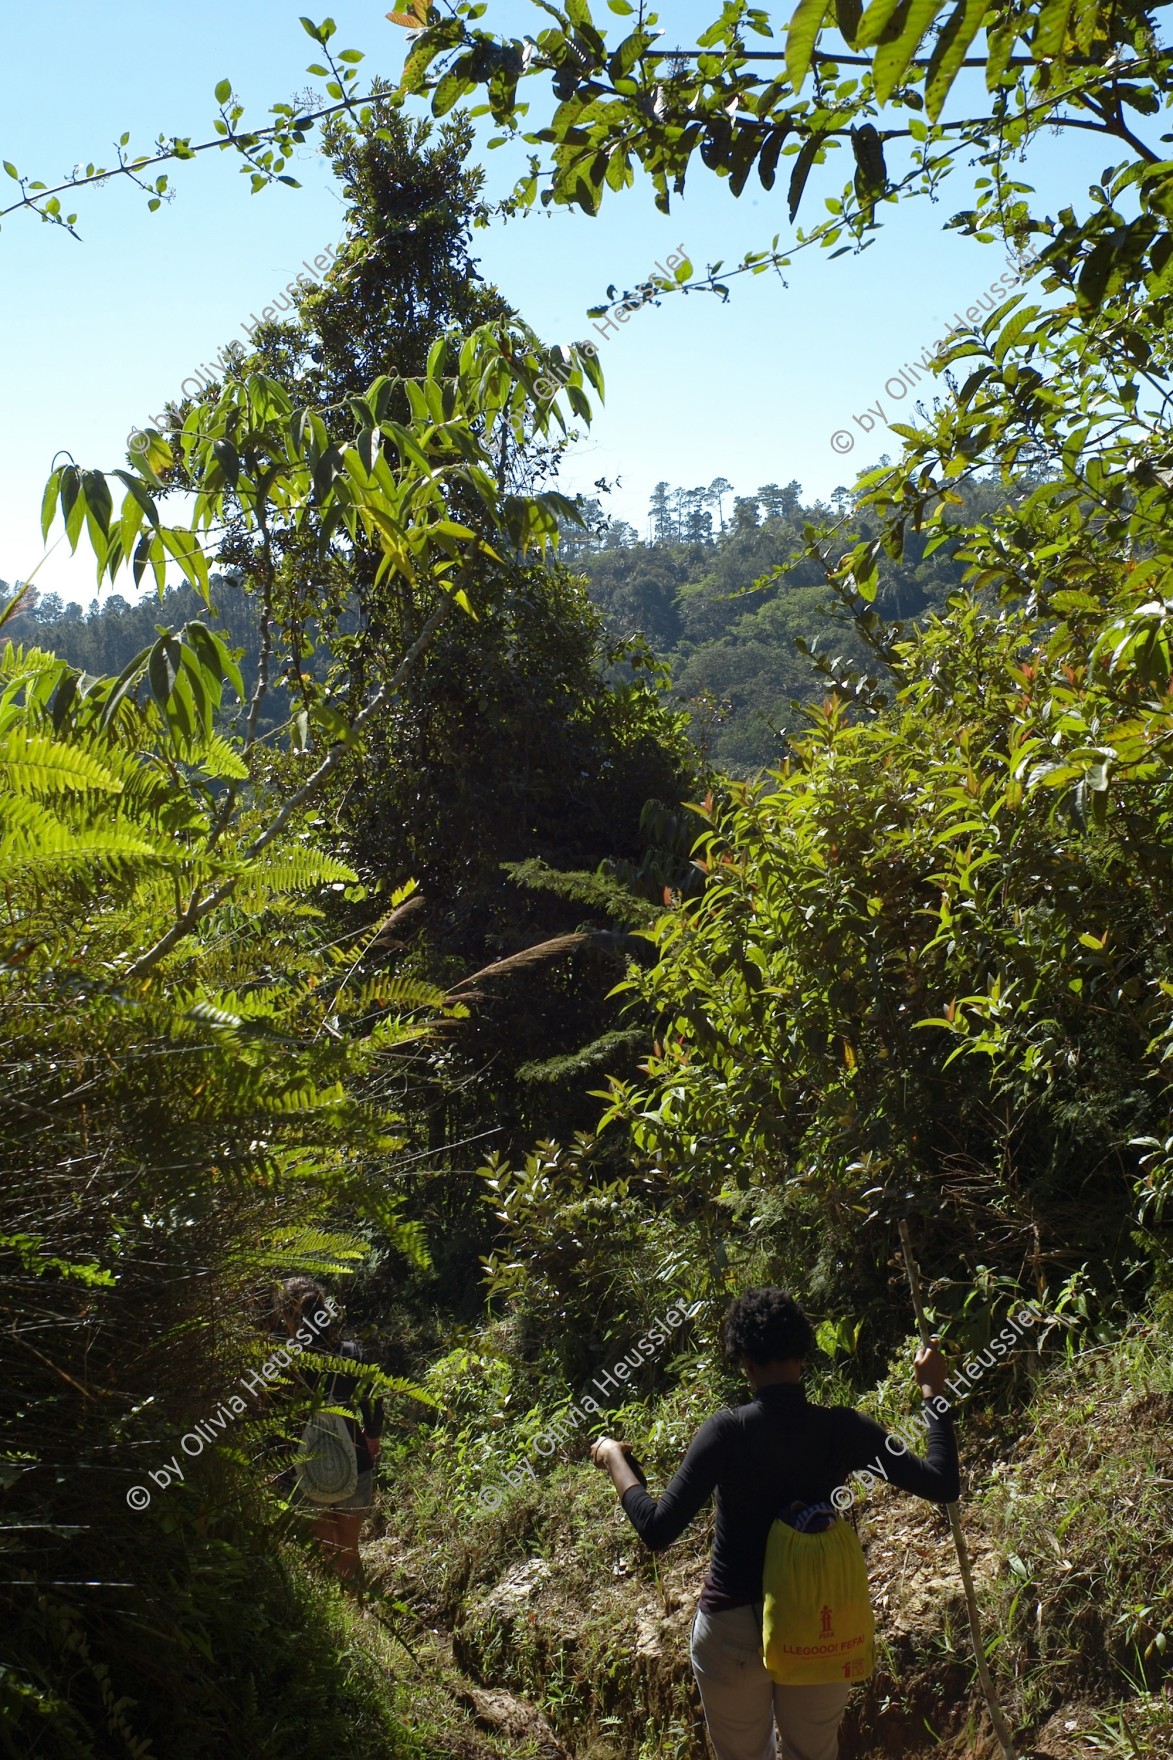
[0,611,458,1755]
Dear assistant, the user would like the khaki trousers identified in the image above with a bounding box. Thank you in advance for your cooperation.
[690,1604,852,1760]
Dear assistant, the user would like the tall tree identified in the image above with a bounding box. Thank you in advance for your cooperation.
[684,486,714,544]
[204,103,699,1254]
[648,480,674,544]
[706,476,733,531]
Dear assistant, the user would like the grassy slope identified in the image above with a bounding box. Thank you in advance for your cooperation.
[367,1305,1173,1760]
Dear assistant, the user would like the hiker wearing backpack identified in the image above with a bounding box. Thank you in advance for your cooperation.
[277,1276,384,1584]
[589,1287,958,1760]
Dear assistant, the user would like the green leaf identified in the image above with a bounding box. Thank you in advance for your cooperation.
[1077,236,1115,312]
[834,0,863,42]
[147,631,182,710]
[211,439,240,489]
[850,123,887,210]
[786,0,832,90]
[985,16,1019,85]
[608,30,643,80]
[873,0,940,102]
[215,78,233,103]
[81,470,113,543]
[758,126,790,191]
[111,472,162,531]
[0,733,123,795]
[433,70,471,116]
[788,132,826,223]
[1033,0,1074,58]
[924,0,987,122]
[854,0,907,50]
[991,303,1039,362]
[41,470,61,542]
[187,621,245,703]
[99,646,152,728]
[1071,0,1100,53]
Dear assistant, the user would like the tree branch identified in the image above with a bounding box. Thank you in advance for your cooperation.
[0,91,375,229]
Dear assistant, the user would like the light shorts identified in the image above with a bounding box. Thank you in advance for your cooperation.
[311,1468,374,1514]
[690,1602,852,1760]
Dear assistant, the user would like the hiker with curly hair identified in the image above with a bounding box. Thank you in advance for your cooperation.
[274,1276,384,1585]
[589,1287,958,1760]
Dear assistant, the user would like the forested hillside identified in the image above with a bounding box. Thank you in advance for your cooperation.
[6,4,1173,1759]
[575,474,1021,771]
[9,463,1020,780]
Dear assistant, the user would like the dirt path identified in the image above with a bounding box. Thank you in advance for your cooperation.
[359,1501,1155,1760]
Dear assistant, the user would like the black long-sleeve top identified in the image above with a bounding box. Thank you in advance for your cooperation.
[620,1382,959,1612]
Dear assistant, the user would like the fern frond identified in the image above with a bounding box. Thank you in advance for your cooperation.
[374,1212,431,1271]
[187,732,249,781]
[0,823,168,882]
[361,1018,439,1053]
[0,732,123,795]
[247,847,359,893]
[0,792,67,843]
[253,1080,348,1116]
[363,1370,440,1410]
[227,1226,371,1280]
[275,1348,440,1412]
[0,638,70,686]
[340,976,450,1014]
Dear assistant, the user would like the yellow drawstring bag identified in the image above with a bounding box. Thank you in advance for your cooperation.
[761,1503,874,1686]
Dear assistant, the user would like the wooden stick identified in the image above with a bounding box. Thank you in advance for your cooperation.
[897,1218,1019,1760]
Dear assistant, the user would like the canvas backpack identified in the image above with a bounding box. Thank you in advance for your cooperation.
[760,1408,875,1686]
[761,1500,875,1684]
[294,1372,358,1505]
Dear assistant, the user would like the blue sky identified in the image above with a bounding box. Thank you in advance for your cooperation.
[2,1,1103,604]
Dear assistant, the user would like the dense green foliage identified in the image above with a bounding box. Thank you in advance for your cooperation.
[0,611,451,1754]
[0,101,704,1754]
[9,1,1173,1752]
[402,0,1173,319]
[0,104,630,1747]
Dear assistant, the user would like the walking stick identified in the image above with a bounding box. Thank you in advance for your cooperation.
[898,1218,1019,1760]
